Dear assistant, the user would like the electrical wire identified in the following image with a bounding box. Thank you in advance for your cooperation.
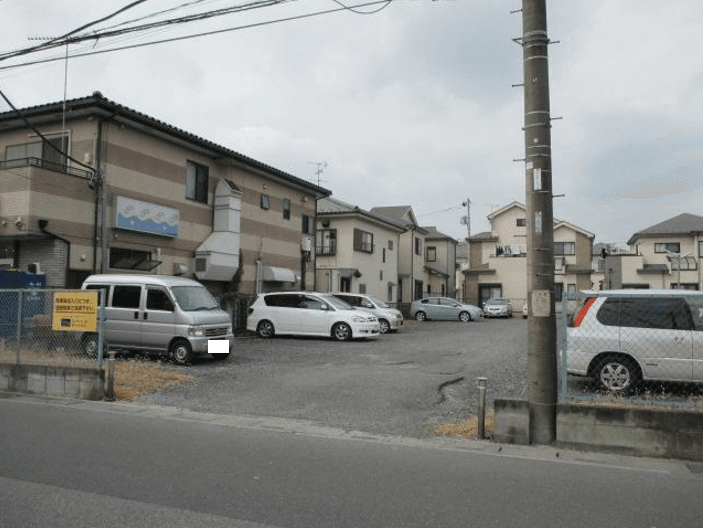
[0,0,398,72]
[1,0,151,62]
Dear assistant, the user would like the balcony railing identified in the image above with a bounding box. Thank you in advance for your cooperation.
[0,157,93,180]
[316,244,337,256]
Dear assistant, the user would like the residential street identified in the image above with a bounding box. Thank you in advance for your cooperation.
[1,396,701,528]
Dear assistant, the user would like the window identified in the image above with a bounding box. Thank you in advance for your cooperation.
[382,247,386,263]
[597,297,691,330]
[264,293,302,308]
[379,270,383,281]
[146,288,174,312]
[353,228,374,253]
[359,284,367,294]
[516,218,527,227]
[302,215,314,235]
[186,160,209,203]
[566,284,577,300]
[6,134,69,171]
[316,229,337,255]
[655,242,680,254]
[554,242,575,256]
[112,286,141,309]
[388,240,394,251]
[109,248,153,270]
[415,237,422,255]
[426,246,436,262]
[282,198,291,220]
[260,194,271,210]
[554,282,563,301]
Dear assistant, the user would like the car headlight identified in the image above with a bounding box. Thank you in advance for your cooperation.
[352,315,367,323]
[188,326,205,337]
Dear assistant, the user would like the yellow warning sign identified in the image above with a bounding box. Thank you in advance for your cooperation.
[52,291,98,332]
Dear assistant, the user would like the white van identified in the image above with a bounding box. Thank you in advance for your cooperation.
[82,274,233,364]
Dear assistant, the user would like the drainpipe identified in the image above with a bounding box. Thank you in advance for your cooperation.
[38,219,70,287]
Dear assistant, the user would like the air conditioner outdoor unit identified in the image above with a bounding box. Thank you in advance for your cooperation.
[27,262,41,274]
[173,263,188,275]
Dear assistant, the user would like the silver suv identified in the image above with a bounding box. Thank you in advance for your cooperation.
[566,289,703,392]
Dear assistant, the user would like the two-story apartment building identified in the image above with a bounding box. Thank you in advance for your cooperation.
[315,197,405,301]
[461,202,594,310]
[603,213,703,290]
[0,93,330,303]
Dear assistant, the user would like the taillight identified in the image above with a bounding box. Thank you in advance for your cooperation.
[572,298,596,327]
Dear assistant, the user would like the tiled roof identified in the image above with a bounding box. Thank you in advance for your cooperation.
[0,92,331,198]
[627,213,703,245]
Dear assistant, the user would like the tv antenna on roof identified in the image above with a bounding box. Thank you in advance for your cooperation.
[307,161,328,187]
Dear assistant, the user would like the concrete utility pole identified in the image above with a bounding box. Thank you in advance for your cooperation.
[522,0,557,444]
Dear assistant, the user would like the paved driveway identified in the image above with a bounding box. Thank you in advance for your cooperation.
[140,318,530,438]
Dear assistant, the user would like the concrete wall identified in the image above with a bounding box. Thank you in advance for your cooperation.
[0,362,105,400]
[493,399,702,461]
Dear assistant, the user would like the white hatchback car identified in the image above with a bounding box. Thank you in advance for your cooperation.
[332,293,403,334]
[246,292,380,341]
[566,289,703,392]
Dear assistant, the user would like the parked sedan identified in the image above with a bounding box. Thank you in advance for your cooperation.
[483,298,513,318]
[411,297,483,322]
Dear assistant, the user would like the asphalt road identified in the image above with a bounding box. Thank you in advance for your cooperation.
[1,397,701,528]
[140,317,531,437]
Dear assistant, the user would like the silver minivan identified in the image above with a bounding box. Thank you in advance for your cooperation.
[82,274,233,364]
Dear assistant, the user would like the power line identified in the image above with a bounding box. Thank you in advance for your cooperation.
[1,0,151,62]
[0,0,397,72]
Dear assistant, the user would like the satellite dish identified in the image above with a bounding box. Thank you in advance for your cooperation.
[460,216,468,225]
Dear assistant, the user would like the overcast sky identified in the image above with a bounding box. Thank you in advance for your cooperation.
[1,0,701,246]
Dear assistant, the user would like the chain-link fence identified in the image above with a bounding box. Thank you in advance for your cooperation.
[560,290,703,407]
[0,288,105,369]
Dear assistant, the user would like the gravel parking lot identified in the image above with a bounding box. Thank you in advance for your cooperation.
[140,317,530,438]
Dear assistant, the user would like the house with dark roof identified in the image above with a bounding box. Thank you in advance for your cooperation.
[461,202,594,309]
[0,93,330,304]
[604,213,703,290]
[315,197,405,301]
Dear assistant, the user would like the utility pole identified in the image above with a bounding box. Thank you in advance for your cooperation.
[522,0,557,444]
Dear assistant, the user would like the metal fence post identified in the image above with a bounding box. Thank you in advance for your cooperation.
[15,291,22,364]
[560,294,568,403]
[105,350,116,401]
[96,290,105,369]
[477,377,488,439]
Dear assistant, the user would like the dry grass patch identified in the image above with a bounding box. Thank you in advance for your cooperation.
[108,361,195,400]
[432,411,495,439]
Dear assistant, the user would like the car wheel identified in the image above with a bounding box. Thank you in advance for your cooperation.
[332,322,352,341]
[378,319,390,334]
[594,356,640,392]
[81,333,99,358]
[171,339,193,366]
[459,311,471,323]
[256,320,275,338]
[414,311,426,322]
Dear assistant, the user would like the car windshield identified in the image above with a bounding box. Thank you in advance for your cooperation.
[369,296,390,308]
[322,295,353,311]
[171,286,219,311]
